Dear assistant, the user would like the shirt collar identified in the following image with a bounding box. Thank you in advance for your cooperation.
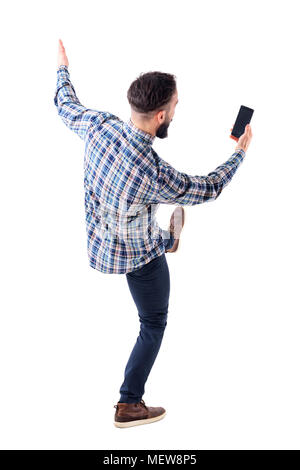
[124,118,156,146]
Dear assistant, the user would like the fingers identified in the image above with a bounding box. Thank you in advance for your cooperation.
[231,124,252,143]
[246,123,253,137]
[57,38,69,68]
[244,123,252,135]
[58,38,65,51]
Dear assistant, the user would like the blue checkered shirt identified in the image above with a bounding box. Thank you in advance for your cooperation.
[54,65,246,274]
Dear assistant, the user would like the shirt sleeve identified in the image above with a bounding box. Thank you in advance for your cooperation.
[154,149,246,205]
[53,65,117,140]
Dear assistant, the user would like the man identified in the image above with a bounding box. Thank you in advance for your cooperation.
[54,39,253,428]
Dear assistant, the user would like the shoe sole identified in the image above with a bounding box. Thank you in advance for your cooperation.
[114,411,166,428]
[166,207,186,253]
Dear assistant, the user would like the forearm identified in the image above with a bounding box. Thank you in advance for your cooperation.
[54,65,80,108]
[156,149,246,206]
[194,148,246,203]
[53,65,100,140]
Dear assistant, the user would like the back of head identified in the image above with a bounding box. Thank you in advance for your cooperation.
[127,71,177,118]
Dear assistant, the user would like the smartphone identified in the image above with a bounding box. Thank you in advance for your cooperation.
[230,105,254,142]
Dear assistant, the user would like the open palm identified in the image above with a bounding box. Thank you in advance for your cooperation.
[57,39,69,68]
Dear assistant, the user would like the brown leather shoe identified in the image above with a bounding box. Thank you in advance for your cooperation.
[165,206,185,253]
[114,399,166,428]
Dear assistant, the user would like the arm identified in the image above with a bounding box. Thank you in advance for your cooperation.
[154,148,246,206]
[53,65,115,140]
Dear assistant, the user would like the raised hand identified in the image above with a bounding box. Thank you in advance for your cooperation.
[235,124,252,153]
[57,39,69,68]
[230,124,253,153]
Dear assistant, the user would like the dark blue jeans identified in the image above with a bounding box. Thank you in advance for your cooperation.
[119,231,174,403]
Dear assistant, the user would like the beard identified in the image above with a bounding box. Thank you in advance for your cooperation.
[156,118,171,139]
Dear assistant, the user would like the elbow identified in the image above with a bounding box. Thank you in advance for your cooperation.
[213,181,224,200]
[203,179,224,202]
[54,94,58,108]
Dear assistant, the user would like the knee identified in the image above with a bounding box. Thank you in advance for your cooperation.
[139,311,168,330]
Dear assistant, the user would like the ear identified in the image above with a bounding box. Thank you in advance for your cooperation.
[157,109,166,123]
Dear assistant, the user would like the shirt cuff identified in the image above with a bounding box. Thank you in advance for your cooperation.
[57,64,68,71]
[235,148,246,157]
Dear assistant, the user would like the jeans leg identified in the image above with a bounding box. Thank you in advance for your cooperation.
[119,254,170,403]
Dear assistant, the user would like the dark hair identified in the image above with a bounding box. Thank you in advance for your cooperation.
[127,71,177,116]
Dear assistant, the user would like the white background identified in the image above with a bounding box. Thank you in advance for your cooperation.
[0,0,299,450]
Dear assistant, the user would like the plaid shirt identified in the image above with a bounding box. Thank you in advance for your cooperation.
[54,65,246,274]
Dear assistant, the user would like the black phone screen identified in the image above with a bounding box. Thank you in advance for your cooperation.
[231,105,254,139]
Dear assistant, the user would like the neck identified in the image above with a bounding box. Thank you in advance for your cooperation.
[130,116,155,137]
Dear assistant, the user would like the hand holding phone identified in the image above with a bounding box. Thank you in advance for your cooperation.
[231,123,253,153]
[230,105,254,139]
[230,105,254,152]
